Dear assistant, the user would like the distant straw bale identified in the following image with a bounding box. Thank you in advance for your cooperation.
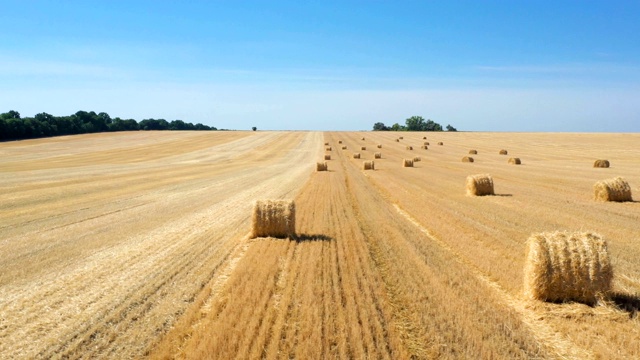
[396,139,400,142]
[466,174,494,196]
[424,142,429,146]
[403,159,414,167]
[338,140,343,144]
[406,146,413,150]
[420,145,428,150]
[324,142,329,146]
[508,157,521,165]
[324,154,331,160]
[316,162,328,171]
[399,136,404,139]
[438,142,444,145]
[361,146,367,150]
[326,146,332,151]
[499,149,508,155]
[363,161,375,170]
[413,156,421,162]
[353,153,361,159]
[377,144,382,148]
[469,150,477,154]
[594,177,632,202]
[523,231,613,304]
[361,137,365,140]
[423,136,427,139]
[593,160,610,168]
[374,152,382,159]
[342,146,347,150]
[251,200,296,238]
[462,156,474,163]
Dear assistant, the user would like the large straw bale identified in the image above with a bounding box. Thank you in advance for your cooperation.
[462,156,474,163]
[403,159,414,167]
[508,157,521,165]
[316,162,328,171]
[251,200,296,238]
[593,160,610,168]
[353,153,361,159]
[374,152,382,159]
[466,174,494,196]
[499,149,508,155]
[324,154,331,160]
[523,231,613,304]
[363,161,375,170]
[594,177,632,202]
[469,149,478,154]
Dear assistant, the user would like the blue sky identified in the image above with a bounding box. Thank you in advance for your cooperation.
[1,1,639,131]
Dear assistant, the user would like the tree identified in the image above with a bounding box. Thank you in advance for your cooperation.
[372,122,388,131]
[252,126,257,131]
[446,124,457,131]
[405,116,426,131]
[390,123,405,131]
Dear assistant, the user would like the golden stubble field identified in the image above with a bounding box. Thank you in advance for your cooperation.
[0,130,638,359]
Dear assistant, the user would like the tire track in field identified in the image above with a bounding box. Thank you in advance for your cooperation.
[393,204,594,360]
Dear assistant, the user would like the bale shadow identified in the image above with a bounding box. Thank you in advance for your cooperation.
[494,194,513,197]
[610,292,640,318]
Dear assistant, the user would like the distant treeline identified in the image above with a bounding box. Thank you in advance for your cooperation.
[0,110,217,141]
[373,116,457,132]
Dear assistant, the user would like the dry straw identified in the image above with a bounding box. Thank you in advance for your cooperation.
[462,156,474,163]
[353,153,361,159]
[466,174,494,196]
[594,177,632,202]
[251,200,296,238]
[363,161,375,170]
[469,150,478,154]
[374,152,382,159]
[523,231,613,304]
[413,156,421,162]
[324,154,331,160]
[377,144,382,148]
[438,142,444,145]
[593,159,610,168]
[508,157,521,165]
[499,149,508,155]
[316,162,328,171]
[406,146,413,150]
[361,146,367,150]
[403,159,414,167]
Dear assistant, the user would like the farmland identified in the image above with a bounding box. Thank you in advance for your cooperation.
[1,130,639,359]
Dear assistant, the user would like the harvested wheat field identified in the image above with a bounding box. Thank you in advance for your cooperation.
[1,131,640,359]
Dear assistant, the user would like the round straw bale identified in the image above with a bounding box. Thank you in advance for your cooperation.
[403,159,414,167]
[406,146,413,150]
[363,161,375,170]
[338,140,343,144]
[353,153,361,159]
[420,145,428,150]
[523,231,612,304]
[423,136,427,139]
[316,162,328,171]
[413,156,421,162]
[325,146,332,151]
[593,159,610,168]
[469,149,477,154]
[361,137,365,140]
[251,200,296,238]
[324,154,331,160]
[508,157,521,165]
[424,142,429,146]
[399,136,404,139]
[466,174,494,196]
[462,156,474,163]
[377,144,382,148]
[324,142,329,146]
[374,152,382,159]
[438,142,444,145]
[396,139,400,142]
[594,177,632,202]
[361,146,367,151]
[499,149,508,155]
[342,145,347,150]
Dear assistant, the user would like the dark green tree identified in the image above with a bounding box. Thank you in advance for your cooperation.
[372,122,388,131]
[446,124,457,131]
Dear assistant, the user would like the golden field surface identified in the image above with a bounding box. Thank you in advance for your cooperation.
[1,130,639,359]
